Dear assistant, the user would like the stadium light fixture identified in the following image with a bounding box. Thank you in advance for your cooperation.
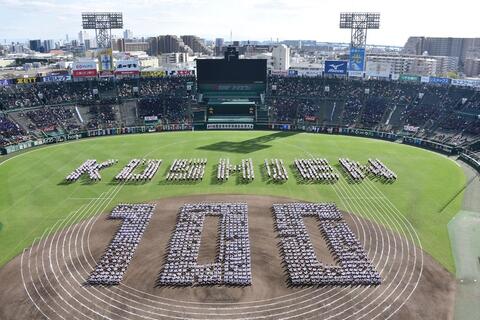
[81,12,123,49]
[340,12,380,49]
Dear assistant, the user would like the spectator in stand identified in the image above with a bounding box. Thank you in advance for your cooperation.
[0,114,30,147]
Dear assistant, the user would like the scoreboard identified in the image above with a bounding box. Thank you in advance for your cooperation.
[197,59,267,85]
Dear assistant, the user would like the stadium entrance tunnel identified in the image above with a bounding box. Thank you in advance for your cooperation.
[448,210,480,319]
[0,194,455,320]
[197,131,300,153]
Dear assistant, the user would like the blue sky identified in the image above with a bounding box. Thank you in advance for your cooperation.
[0,0,478,46]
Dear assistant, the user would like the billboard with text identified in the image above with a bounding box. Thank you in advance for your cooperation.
[115,59,140,75]
[349,47,366,71]
[72,60,97,77]
[429,77,450,85]
[324,60,348,75]
[98,48,113,72]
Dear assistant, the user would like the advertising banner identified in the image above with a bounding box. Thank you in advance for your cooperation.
[144,116,158,121]
[15,77,38,84]
[451,79,480,88]
[288,69,298,77]
[141,70,166,78]
[72,69,97,77]
[72,60,97,77]
[115,59,140,75]
[349,47,366,71]
[429,77,450,85]
[420,76,430,83]
[0,79,12,86]
[304,116,317,122]
[47,70,70,76]
[172,69,194,76]
[403,125,420,133]
[399,74,421,83]
[99,70,115,78]
[348,71,364,78]
[98,48,113,72]
[365,61,391,78]
[324,60,348,75]
[42,75,72,82]
[270,70,288,76]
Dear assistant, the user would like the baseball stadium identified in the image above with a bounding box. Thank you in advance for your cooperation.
[1,13,480,320]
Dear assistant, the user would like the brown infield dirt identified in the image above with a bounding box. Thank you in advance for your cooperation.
[0,194,455,320]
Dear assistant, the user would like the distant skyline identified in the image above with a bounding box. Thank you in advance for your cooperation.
[0,0,478,47]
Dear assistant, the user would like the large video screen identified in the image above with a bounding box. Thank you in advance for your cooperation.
[197,59,267,84]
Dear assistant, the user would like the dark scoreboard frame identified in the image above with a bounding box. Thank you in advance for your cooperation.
[196,59,267,85]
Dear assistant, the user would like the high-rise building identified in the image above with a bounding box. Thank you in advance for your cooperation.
[124,29,133,40]
[84,39,92,50]
[403,37,480,68]
[148,35,189,55]
[272,44,290,71]
[29,39,42,52]
[43,40,54,53]
[147,37,159,56]
[78,31,88,45]
[215,38,224,56]
[181,35,212,55]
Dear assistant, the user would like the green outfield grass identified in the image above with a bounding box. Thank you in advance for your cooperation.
[0,131,466,272]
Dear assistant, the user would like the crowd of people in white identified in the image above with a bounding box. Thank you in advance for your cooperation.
[265,158,289,181]
[115,159,162,182]
[65,159,117,182]
[273,203,381,286]
[166,159,207,181]
[158,203,252,286]
[66,157,397,184]
[87,204,155,285]
[366,159,397,182]
[339,158,366,181]
[217,158,255,181]
[294,158,340,182]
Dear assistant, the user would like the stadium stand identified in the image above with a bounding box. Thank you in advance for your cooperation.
[0,76,479,150]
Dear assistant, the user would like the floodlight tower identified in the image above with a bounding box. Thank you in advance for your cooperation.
[82,12,123,49]
[340,12,380,71]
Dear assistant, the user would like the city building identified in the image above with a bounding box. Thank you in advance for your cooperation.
[366,53,458,76]
[123,29,133,40]
[272,44,290,71]
[78,31,88,45]
[159,52,188,65]
[464,58,480,77]
[29,40,42,52]
[403,36,480,67]
[215,38,224,56]
[84,39,92,50]
[181,35,212,55]
[367,54,435,76]
[114,39,150,52]
[43,40,54,53]
[148,35,189,55]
